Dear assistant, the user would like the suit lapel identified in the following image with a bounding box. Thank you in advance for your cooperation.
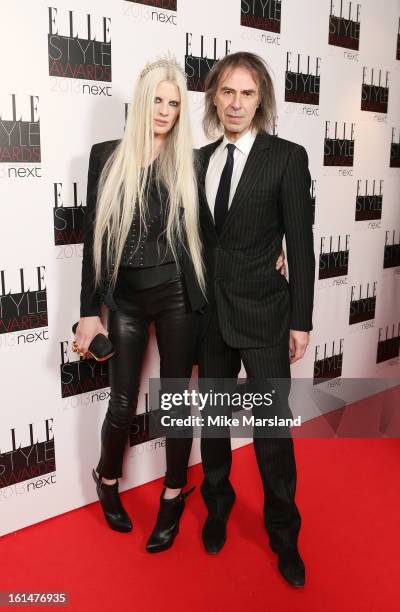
[219,131,273,239]
[199,137,223,176]
[197,138,222,238]
[197,132,274,241]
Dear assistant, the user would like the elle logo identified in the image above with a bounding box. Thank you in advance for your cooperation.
[0,267,47,335]
[355,179,383,221]
[390,128,400,168]
[0,94,40,163]
[48,8,111,81]
[240,0,281,33]
[314,339,344,384]
[285,53,321,105]
[376,324,400,363]
[319,235,350,279]
[53,182,86,245]
[324,121,355,166]
[361,68,389,113]
[383,230,400,269]
[0,420,55,489]
[185,34,231,92]
[349,282,377,325]
[328,0,361,50]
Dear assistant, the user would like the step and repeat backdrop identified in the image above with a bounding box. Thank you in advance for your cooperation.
[1,0,399,535]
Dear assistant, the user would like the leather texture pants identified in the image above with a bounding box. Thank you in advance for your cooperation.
[95,270,199,488]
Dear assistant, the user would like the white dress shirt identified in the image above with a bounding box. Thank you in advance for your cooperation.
[205,129,257,216]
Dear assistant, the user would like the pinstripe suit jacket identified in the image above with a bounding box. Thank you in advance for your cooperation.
[197,131,315,349]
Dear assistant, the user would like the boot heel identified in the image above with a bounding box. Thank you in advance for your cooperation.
[92,468,133,533]
[146,486,195,553]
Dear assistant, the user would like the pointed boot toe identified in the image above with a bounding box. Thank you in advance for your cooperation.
[146,486,195,553]
[92,468,132,533]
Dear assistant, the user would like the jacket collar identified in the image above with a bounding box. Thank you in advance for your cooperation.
[198,131,274,240]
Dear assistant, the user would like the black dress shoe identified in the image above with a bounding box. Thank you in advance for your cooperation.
[277,549,305,587]
[146,486,195,553]
[92,468,132,533]
[202,516,228,554]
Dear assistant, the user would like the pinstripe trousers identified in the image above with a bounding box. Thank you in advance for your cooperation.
[198,307,301,554]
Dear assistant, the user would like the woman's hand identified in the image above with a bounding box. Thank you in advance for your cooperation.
[275,248,287,278]
[73,316,108,356]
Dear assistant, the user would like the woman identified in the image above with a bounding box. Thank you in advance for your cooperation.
[73,57,206,552]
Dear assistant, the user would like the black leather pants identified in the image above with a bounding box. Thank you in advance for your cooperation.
[95,271,199,488]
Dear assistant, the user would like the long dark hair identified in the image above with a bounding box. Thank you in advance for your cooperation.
[203,51,276,139]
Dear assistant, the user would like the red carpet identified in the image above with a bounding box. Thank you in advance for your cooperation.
[1,438,399,612]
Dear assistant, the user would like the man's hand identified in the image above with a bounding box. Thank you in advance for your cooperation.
[275,248,287,278]
[289,330,309,364]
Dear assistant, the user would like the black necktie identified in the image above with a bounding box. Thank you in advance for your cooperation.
[214,143,235,235]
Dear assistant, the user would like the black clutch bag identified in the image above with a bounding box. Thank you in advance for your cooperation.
[72,321,115,362]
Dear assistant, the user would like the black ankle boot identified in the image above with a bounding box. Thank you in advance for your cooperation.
[92,468,132,533]
[146,486,195,553]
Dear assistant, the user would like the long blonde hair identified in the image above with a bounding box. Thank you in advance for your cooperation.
[92,60,205,294]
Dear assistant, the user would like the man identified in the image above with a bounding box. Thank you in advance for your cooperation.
[197,52,315,587]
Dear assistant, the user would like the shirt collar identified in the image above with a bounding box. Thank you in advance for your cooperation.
[221,129,257,156]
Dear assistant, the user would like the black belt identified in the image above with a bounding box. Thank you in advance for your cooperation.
[115,261,179,293]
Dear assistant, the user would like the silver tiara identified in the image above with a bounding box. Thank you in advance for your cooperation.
[139,55,186,79]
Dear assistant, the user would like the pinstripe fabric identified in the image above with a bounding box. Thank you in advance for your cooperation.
[198,308,301,553]
[197,131,315,348]
[196,131,311,553]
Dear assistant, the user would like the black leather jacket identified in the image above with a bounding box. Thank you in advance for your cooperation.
[80,140,206,317]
